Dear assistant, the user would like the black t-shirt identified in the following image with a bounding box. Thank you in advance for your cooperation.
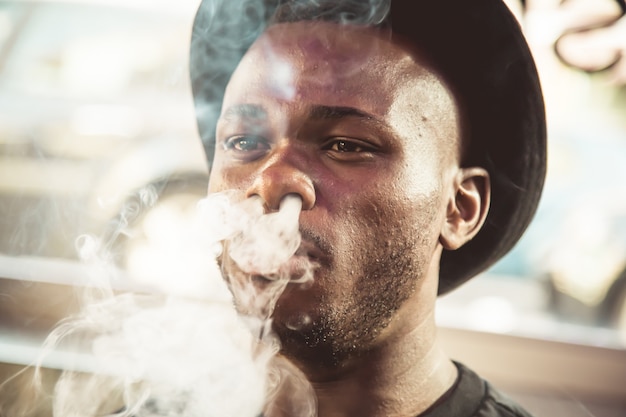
[420,362,535,417]
[118,361,534,417]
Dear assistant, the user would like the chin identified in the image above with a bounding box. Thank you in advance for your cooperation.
[271,289,317,332]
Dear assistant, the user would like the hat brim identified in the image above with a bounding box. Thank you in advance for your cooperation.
[190,0,547,295]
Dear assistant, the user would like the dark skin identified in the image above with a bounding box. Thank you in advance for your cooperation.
[207,22,490,417]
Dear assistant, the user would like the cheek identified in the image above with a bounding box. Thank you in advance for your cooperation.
[397,143,448,198]
[337,187,431,242]
[208,161,249,194]
[336,173,446,257]
[391,142,453,230]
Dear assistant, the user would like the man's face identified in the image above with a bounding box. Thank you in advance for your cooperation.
[208,22,462,365]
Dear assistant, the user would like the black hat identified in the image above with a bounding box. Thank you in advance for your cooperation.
[190,0,547,295]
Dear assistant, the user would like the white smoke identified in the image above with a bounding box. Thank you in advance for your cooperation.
[37,190,317,417]
[5,1,400,414]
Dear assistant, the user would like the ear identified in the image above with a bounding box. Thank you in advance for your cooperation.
[439,167,490,250]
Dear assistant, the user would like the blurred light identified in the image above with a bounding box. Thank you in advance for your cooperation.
[71,105,142,137]
[44,0,202,16]
[0,11,13,47]
[547,197,626,306]
[467,296,516,333]
[0,157,94,194]
[525,0,622,46]
[124,194,223,299]
[61,35,157,97]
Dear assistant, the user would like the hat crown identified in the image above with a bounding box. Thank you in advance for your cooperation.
[190,0,547,294]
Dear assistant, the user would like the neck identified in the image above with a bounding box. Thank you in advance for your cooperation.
[268,254,457,417]
[310,313,456,417]
[271,286,458,417]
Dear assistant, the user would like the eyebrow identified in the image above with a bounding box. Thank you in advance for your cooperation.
[220,103,388,130]
[309,105,376,121]
[221,104,268,121]
[309,105,392,135]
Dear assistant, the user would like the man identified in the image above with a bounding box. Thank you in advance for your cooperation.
[190,0,546,416]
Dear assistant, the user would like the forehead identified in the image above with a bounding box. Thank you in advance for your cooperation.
[221,21,460,154]
[226,22,447,109]
[254,22,413,83]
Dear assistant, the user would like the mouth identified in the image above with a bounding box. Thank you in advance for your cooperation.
[246,238,323,284]
[221,226,328,286]
[250,254,317,284]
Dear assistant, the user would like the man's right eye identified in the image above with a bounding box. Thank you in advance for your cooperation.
[224,136,265,151]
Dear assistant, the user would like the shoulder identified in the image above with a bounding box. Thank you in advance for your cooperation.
[474,381,536,417]
[453,362,536,417]
[419,362,536,417]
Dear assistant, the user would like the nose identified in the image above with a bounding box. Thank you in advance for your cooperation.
[246,152,316,212]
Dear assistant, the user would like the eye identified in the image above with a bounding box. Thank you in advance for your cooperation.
[225,136,266,152]
[222,135,270,160]
[328,140,366,153]
[322,138,378,161]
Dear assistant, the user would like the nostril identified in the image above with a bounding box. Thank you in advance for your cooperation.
[279,194,304,216]
[245,192,274,213]
[292,174,316,211]
[245,162,316,212]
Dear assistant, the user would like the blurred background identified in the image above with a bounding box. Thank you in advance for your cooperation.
[0,0,624,416]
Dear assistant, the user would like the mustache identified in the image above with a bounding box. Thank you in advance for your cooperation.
[299,227,333,261]
[216,227,332,267]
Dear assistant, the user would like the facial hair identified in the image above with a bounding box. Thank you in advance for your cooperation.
[272,192,441,369]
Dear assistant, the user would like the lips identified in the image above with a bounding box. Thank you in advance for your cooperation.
[279,254,318,283]
[222,227,327,284]
[246,239,322,283]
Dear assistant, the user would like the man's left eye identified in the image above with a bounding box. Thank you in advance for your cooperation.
[324,139,372,153]
[322,138,378,162]
[331,140,361,152]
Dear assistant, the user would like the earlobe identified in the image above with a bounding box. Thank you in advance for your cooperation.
[439,167,490,250]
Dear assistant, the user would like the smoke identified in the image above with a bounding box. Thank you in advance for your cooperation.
[271,0,390,26]
[47,296,270,417]
[31,190,316,417]
[218,194,316,321]
[190,0,392,164]
[3,1,399,415]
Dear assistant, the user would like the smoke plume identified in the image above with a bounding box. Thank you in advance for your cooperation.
[35,191,317,417]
